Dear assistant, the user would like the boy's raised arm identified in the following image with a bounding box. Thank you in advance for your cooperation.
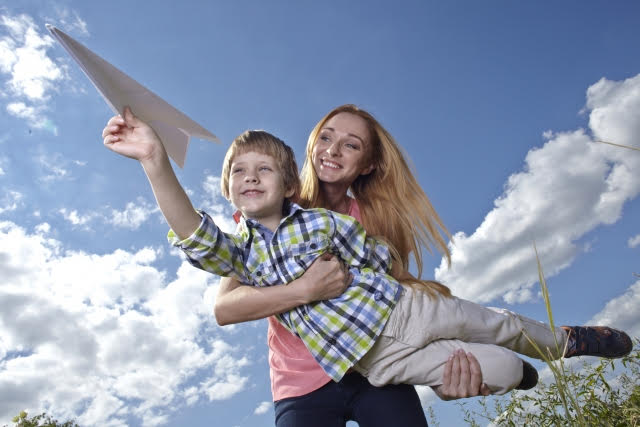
[102,107,201,240]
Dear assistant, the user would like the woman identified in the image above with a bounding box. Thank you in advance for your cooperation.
[215,105,490,426]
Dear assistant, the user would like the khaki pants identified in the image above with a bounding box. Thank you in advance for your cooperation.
[354,286,567,394]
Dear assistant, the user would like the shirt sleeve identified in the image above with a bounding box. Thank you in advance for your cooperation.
[167,210,249,281]
[328,211,393,274]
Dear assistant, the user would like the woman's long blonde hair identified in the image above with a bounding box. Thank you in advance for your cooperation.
[300,104,452,297]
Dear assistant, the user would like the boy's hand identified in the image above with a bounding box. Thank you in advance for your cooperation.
[102,107,199,242]
[102,106,165,163]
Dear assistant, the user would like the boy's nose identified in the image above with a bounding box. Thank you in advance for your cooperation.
[244,175,258,183]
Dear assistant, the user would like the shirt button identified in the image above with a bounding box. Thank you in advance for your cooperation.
[374,291,382,301]
[310,243,317,249]
[255,270,262,277]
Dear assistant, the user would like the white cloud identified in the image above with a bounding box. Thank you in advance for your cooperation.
[0,190,23,214]
[49,7,90,37]
[34,222,50,234]
[59,207,98,226]
[542,130,554,140]
[200,175,236,233]
[6,101,35,116]
[0,221,250,425]
[0,14,63,132]
[0,14,61,100]
[253,401,272,415]
[183,386,200,406]
[587,76,640,149]
[588,280,640,339]
[59,198,159,230]
[109,199,159,230]
[6,103,58,135]
[436,74,640,304]
[200,371,249,401]
[628,234,640,248]
[36,152,69,182]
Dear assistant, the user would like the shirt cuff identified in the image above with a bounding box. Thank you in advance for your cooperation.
[167,210,207,247]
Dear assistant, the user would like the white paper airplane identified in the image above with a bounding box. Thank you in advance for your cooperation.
[46,24,219,168]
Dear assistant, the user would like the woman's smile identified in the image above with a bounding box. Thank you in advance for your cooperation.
[312,112,374,186]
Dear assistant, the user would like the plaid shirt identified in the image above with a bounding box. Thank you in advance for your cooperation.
[168,202,401,381]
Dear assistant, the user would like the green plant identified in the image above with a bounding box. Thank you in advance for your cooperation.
[3,411,79,427]
[458,347,640,426]
[454,248,640,426]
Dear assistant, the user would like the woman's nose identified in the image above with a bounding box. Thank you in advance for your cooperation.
[327,140,341,156]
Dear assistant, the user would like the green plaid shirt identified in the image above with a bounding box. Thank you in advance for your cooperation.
[168,202,401,381]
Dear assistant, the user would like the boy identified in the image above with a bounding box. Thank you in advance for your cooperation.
[103,107,632,394]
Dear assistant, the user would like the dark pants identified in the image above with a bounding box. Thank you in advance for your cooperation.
[274,372,429,427]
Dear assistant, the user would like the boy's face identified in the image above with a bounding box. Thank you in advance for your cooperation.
[229,151,294,230]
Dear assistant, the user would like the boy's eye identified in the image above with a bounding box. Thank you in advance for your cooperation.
[232,167,243,174]
[259,166,272,172]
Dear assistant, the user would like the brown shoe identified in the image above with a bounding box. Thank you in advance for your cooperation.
[562,326,632,359]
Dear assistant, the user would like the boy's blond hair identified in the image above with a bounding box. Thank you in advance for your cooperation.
[221,130,301,201]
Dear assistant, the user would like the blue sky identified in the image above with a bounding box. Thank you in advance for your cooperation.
[1,1,639,426]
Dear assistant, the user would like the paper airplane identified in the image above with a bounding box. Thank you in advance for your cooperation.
[46,24,219,168]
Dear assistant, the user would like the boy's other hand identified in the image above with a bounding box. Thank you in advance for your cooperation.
[102,106,165,163]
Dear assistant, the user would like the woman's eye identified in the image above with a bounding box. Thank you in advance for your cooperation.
[345,142,359,150]
[319,135,330,142]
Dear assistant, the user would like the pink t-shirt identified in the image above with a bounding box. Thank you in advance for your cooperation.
[269,198,362,401]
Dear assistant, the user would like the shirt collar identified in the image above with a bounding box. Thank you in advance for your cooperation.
[233,200,304,228]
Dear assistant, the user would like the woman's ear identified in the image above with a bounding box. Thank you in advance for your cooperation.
[360,163,375,176]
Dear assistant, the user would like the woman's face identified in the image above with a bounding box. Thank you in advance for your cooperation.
[311,112,375,187]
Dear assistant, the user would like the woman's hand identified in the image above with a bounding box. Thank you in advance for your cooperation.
[295,253,352,303]
[433,350,491,400]
[214,253,352,325]
[102,106,164,163]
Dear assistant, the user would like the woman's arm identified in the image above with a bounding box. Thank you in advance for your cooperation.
[215,253,352,325]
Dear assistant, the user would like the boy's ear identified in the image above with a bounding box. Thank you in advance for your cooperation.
[285,186,296,199]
